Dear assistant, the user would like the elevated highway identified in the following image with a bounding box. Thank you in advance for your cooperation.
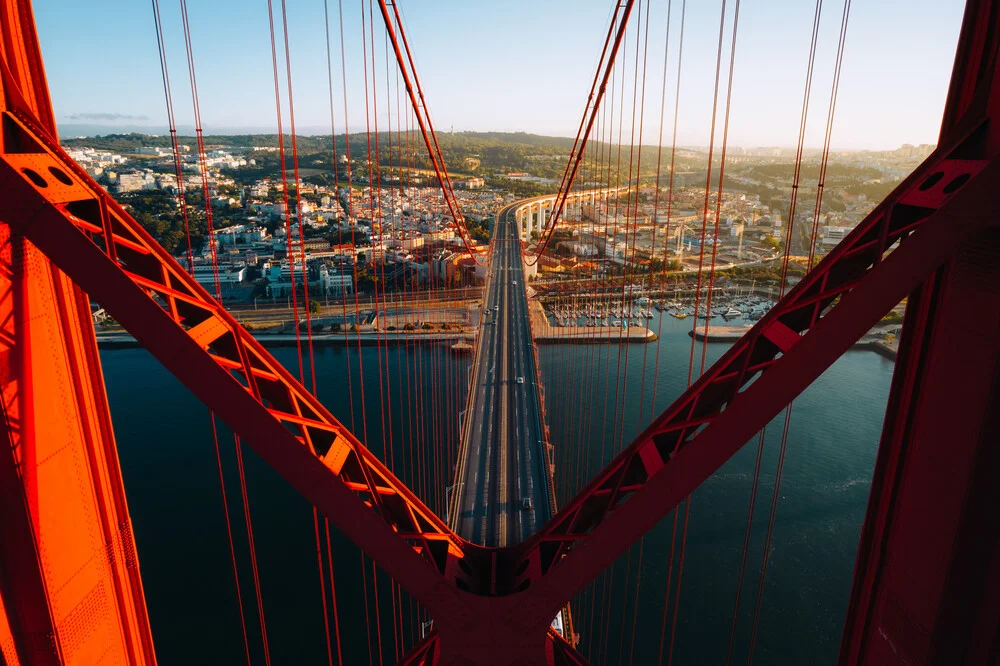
[450,204,552,546]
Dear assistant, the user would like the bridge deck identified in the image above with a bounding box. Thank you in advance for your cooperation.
[451,207,551,546]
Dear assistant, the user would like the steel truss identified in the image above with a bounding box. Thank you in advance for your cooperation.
[1,0,999,663]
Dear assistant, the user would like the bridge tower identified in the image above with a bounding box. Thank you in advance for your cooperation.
[0,0,1000,663]
[0,1,157,664]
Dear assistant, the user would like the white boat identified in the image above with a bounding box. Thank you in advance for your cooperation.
[724,307,742,318]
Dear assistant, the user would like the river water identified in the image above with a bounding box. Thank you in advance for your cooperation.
[100,309,893,665]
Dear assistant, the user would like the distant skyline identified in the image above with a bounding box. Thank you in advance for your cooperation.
[36,0,966,150]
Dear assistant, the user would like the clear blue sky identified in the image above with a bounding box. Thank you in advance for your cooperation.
[34,0,966,149]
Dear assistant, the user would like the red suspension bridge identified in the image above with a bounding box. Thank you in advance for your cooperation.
[1,0,999,664]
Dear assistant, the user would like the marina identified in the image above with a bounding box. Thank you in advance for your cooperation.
[540,282,780,334]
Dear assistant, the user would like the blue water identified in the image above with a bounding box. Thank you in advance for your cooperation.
[100,311,893,664]
[537,312,893,664]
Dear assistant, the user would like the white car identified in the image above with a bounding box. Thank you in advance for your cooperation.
[516,376,524,384]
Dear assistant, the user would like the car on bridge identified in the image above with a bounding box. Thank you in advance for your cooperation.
[516,376,524,384]
[521,497,533,511]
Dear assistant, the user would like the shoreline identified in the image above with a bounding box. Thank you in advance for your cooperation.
[688,325,897,360]
[96,331,476,349]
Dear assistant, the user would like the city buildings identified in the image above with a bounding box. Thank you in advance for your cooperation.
[65,134,906,298]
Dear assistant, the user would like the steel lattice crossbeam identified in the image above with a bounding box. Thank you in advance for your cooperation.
[512,152,993,589]
[2,0,1000,663]
[0,105,486,590]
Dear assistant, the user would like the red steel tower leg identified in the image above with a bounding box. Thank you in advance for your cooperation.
[0,1,157,664]
[839,230,1000,665]
[840,3,1000,661]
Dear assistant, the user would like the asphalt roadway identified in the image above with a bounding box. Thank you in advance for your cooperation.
[450,206,552,546]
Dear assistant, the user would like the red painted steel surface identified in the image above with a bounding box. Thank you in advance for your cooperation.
[0,1,157,664]
[1,0,999,662]
[0,103,485,607]
[839,3,1000,661]
[839,232,1000,664]
[509,157,1000,635]
[507,0,1000,622]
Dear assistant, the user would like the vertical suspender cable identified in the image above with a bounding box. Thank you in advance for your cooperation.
[150,4,257,662]
[656,502,682,665]
[383,32,408,659]
[555,1,618,515]
[150,0,194,271]
[593,57,621,656]
[320,0,349,660]
[636,0,667,431]
[578,91,613,650]
[611,7,646,653]
[726,440,766,663]
[686,0,729,388]
[271,4,344,663]
[808,0,852,273]
[359,547,376,666]
[647,0,683,426]
[595,48,623,664]
[232,433,271,665]
[724,12,823,640]
[670,2,740,663]
[175,2,259,661]
[264,0,304,381]
[600,24,635,657]
[324,521,345,665]
[176,0,219,297]
[699,0,741,376]
[358,8,389,663]
[356,7,383,661]
[278,0,320,393]
[324,0,357,437]
[746,3,851,663]
[337,0,371,448]
[370,12,401,658]
[621,3,653,662]
[526,0,638,266]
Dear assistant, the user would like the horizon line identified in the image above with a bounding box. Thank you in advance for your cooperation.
[57,124,938,154]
